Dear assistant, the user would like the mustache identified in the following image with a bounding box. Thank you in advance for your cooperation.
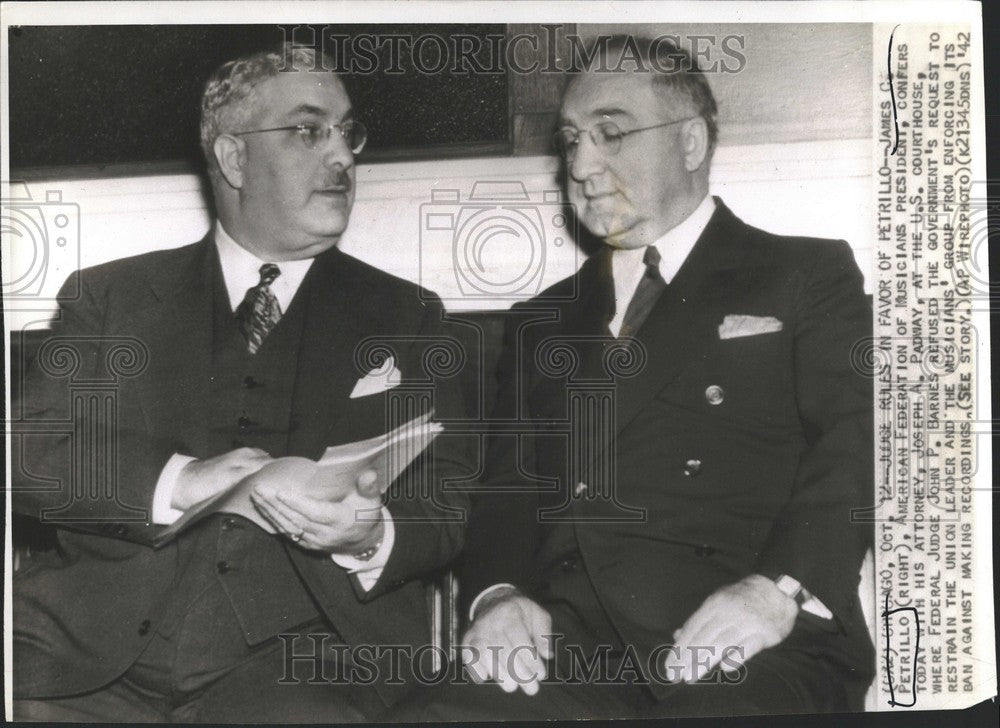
[321,171,353,191]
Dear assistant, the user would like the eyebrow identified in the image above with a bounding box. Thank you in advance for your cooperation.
[287,104,354,122]
[559,106,633,126]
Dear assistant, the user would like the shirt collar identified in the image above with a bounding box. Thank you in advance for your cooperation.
[607,195,715,336]
[647,194,716,284]
[214,222,315,312]
[610,195,715,287]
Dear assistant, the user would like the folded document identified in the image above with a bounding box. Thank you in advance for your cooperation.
[154,411,442,546]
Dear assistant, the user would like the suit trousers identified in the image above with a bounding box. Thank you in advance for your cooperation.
[14,625,385,723]
[15,524,385,723]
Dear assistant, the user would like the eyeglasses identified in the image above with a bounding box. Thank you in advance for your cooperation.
[554,117,697,161]
[232,120,368,153]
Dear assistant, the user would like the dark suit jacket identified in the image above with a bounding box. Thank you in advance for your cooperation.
[462,200,875,695]
[12,235,471,701]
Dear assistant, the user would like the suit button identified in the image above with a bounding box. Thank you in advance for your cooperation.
[560,556,580,572]
[243,376,259,389]
[221,517,240,531]
[705,385,725,405]
[237,416,252,430]
[694,545,716,558]
[217,560,232,574]
[137,619,151,636]
[684,459,702,477]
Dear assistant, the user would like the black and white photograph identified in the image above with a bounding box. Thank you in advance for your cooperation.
[2,1,994,723]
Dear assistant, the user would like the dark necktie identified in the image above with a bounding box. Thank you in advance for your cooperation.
[619,245,666,338]
[236,263,282,354]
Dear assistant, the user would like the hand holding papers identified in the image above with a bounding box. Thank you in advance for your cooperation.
[154,412,442,546]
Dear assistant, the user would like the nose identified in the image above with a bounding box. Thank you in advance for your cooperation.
[569,131,604,183]
[321,130,354,170]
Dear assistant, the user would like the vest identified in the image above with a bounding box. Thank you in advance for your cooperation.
[155,260,327,647]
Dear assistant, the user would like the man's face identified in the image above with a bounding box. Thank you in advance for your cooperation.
[237,71,356,261]
[560,70,699,249]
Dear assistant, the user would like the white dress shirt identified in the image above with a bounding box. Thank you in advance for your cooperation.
[607,194,716,336]
[470,195,833,621]
[151,222,392,590]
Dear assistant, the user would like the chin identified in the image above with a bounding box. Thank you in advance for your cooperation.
[308,213,351,239]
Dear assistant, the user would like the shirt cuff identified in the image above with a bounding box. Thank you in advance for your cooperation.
[330,507,394,592]
[468,583,519,622]
[801,592,834,620]
[152,453,197,524]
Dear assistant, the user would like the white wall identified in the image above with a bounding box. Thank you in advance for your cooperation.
[4,138,871,331]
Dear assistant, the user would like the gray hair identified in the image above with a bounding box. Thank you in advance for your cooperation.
[573,35,719,160]
[200,44,333,178]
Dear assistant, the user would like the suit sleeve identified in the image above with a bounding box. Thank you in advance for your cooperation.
[457,309,543,617]
[11,270,178,545]
[358,294,475,600]
[754,240,874,623]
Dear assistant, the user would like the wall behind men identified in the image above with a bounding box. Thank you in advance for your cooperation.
[4,23,875,329]
[4,137,871,332]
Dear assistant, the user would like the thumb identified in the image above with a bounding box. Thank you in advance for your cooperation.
[356,469,381,499]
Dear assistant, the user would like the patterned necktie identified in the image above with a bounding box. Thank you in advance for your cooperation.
[619,245,667,338]
[236,263,282,354]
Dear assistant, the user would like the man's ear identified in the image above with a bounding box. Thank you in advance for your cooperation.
[213,134,247,189]
[682,117,710,172]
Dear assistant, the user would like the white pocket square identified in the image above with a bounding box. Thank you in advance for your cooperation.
[718,315,783,340]
[349,356,402,399]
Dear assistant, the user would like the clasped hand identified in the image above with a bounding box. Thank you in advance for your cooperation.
[173,448,384,554]
[461,587,553,696]
[664,574,798,682]
[249,464,384,554]
[459,575,799,697]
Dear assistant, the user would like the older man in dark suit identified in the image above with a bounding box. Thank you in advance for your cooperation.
[12,45,470,722]
[399,36,874,720]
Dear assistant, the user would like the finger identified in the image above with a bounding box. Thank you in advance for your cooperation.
[689,628,741,683]
[235,449,271,468]
[673,599,719,653]
[525,611,551,681]
[508,643,540,695]
[499,622,535,693]
[528,606,554,660]
[492,645,517,694]
[271,490,341,526]
[251,493,306,537]
[469,630,505,686]
[459,641,488,683]
[674,618,731,683]
[467,645,494,684]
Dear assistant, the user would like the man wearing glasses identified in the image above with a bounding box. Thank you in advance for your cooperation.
[13,44,470,721]
[402,35,874,719]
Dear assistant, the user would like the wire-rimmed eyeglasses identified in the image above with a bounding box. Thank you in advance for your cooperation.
[233,120,367,154]
[554,117,697,161]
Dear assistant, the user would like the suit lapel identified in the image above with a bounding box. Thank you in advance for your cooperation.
[288,248,374,458]
[125,236,215,454]
[611,201,752,437]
